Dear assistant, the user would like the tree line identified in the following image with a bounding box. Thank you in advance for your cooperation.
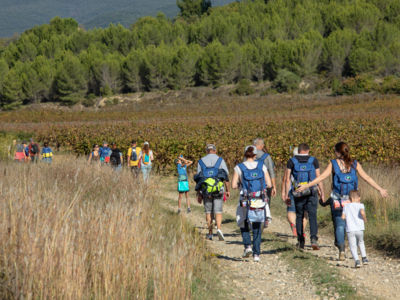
[1,0,400,109]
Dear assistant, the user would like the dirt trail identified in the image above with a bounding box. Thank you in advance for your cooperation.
[161,189,399,300]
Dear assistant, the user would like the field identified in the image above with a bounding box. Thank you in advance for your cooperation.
[1,91,400,298]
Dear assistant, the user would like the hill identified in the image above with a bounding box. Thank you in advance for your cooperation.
[0,0,233,37]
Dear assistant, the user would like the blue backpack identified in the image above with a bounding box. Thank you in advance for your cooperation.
[238,161,266,223]
[258,153,270,163]
[331,159,358,196]
[291,157,316,197]
[195,157,224,196]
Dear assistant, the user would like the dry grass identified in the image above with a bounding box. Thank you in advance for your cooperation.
[0,158,217,299]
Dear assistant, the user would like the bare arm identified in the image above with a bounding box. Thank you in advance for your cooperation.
[357,163,388,197]
[232,171,240,189]
[127,149,131,166]
[315,168,325,202]
[284,168,292,201]
[88,153,92,164]
[264,169,272,189]
[297,162,333,192]
[360,209,367,223]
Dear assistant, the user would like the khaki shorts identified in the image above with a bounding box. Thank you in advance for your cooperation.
[204,197,223,214]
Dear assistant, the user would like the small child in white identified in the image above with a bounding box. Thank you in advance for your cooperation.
[342,190,369,268]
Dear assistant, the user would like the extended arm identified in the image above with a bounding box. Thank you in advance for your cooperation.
[297,162,333,192]
[357,163,388,197]
[315,168,325,202]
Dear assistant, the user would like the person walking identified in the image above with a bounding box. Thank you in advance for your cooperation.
[88,144,101,165]
[232,146,272,262]
[99,142,111,165]
[28,138,40,163]
[41,142,53,164]
[195,144,230,241]
[109,142,123,171]
[297,142,387,260]
[283,143,324,250]
[139,142,154,181]
[176,155,193,214]
[127,140,141,176]
[14,140,26,162]
[281,147,308,238]
[341,190,369,268]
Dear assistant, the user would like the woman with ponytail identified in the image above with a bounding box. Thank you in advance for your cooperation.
[297,142,387,260]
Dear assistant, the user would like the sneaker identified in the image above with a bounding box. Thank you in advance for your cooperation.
[242,247,253,258]
[355,260,361,268]
[206,234,213,240]
[187,207,191,213]
[311,239,320,251]
[177,208,181,214]
[297,240,305,250]
[362,257,369,265]
[217,229,225,241]
[339,251,346,261]
[253,255,260,262]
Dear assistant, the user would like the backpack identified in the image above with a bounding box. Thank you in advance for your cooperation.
[130,147,138,162]
[258,152,270,162]
[31,144,39,155]
[290,156,316,197]
[142,152,150,165]
[110,149,121,166]
[331,159,358,197]
[239,161,267,223]
[194,157,225,197]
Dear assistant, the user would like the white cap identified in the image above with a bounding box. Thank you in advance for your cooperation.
[206,144,216,151]
[144,141,149,145]
[245,145,257,155]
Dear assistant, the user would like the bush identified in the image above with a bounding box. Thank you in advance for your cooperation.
[332,75,374,95]
[232,79,255,96]
[81,94,96,107]
[381,76,400,94]
[273,69,301,93]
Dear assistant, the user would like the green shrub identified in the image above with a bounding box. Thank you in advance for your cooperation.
[381,76,400,94]
[332,75,374,95]
[82,98,96,107]
[273,69,301,93]
[232,79,254,96]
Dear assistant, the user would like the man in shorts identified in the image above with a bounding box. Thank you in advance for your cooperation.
[196,144,230,241]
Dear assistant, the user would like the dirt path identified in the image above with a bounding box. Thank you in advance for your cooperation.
[160,186,399,300]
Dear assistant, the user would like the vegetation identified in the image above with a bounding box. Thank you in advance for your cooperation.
[1,0,400,108]
[0,159,225,299]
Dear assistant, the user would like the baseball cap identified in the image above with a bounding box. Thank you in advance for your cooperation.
[206,144,216,151]
[245,145,257,155]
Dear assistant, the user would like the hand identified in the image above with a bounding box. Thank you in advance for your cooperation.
[296,185,307,193]
[380,189,388,198]
[285,197,291,206]
[225,191,230,199]
[197,194,203,204]
[271,187,277,197]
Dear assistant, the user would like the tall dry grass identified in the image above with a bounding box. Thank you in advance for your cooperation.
[0,159,212,299]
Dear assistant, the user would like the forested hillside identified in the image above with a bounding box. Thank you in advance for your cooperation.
[1,0,400,109]
[0,0,232,37]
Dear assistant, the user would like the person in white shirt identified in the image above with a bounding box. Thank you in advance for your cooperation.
[341,190,368,268]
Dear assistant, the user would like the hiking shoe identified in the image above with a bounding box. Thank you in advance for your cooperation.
[243,247,253,258]
[206,234,213,241]
[339,251,346,261]
[362,257,369,265]
[311,239,320,250]
[297,240,305,250]
[355,260,361,268]
[177,208,181,214]
[217,229,225,241]
[253,255,260,262]
[187,207,191,214]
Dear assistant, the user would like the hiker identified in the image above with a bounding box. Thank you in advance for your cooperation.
[14,140,26,162]
[281,147,308,238]
[87,144,100,165]
[127,140,141,176]
[283,143,324,250]
[24,141,30,162]
[176,155,193,214]
[41,142,53,163]
[232,146,272,262]
[297,142,388,260]
[341,190,369,268]
[139,142,154,181]
[194,144,230,241]
[109,142,123,171]
[99,142,111,164]
[28,138,40,163]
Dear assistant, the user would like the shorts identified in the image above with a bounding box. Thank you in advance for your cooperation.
[204,196,223,214]
[287,193,296,213]
[178,181,190,193]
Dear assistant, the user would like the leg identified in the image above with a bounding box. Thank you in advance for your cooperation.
[294,197,306,245]
[206,213,213,234]
[213,197,223,230]
[178,193,182,209]
[303,211,308,234]
[203,200,213,235]
[356,231,367,258]
[215,213,222,230]
[185,192,191,209]
[252,222,262,256]
[240,222,251,249]
[347,231,359,262]
[305,194,318,242]
[287,194,297,236]
[334,213,346,249]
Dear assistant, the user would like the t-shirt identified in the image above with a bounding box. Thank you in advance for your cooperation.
[127,147,141,167]
[196,153,229,176]
[110,148,122,166]
[286,155,319,171]
[343,203,365,232]
[140,150,153,166]
[177,164,188,181]
[255,151,276,179]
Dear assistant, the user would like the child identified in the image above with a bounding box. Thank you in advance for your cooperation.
[41,142,53,164]
[176,155,193,214]
[341,190,369,268]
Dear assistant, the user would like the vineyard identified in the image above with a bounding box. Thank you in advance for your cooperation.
[1,93,399,172]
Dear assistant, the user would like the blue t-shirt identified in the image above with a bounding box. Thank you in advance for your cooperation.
[177,164,188,181]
